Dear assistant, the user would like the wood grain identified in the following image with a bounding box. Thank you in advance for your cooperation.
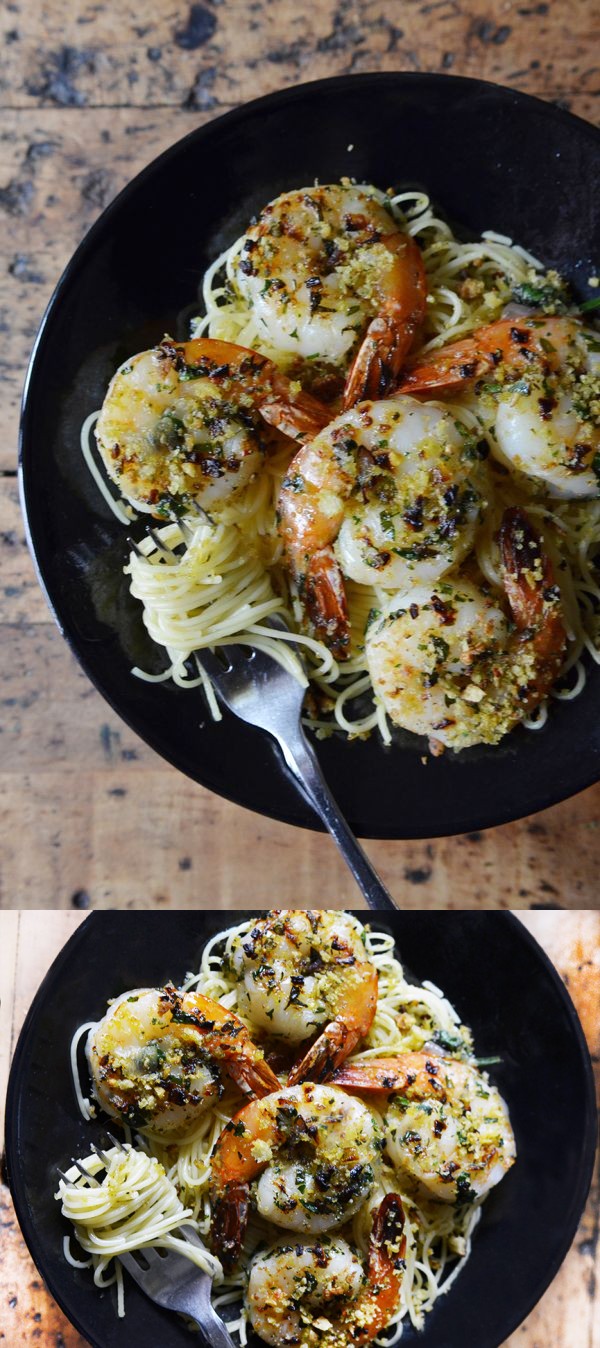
[1,0,600,909]
[0,913,87,1348]
[0,911,598,1347]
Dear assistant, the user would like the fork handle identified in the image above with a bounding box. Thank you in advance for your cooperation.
[185,1299,238,1348]
[276,725,398,911]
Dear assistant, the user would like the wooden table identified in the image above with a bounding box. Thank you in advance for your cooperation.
[1,910,598,1346]
[1,0,600,909]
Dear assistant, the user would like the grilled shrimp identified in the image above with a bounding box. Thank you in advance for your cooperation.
[334,1053,516,1204]
[229,911,378,1083]
[277,397,490,659]
[365,506,567,750]
[246,1196,406,1348]
[210,1082,382,1269]
[398,316,600,497]
[230,184,427,406]
[95,336,330,514]
[87,985,280,1136]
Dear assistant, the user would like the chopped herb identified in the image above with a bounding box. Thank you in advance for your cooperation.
[432,1028,465,1053]
[431,634,450,663]
[379,510,396,540]
[512,280,570,312]
[455,1173,477,1203]
[282,472,305,493]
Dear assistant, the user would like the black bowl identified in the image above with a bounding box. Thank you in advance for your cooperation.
[5,910,597,1348]
[19,73,600,839]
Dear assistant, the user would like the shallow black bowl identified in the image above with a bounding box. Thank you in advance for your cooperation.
[19,73,600,838]
[5,911,596,1348]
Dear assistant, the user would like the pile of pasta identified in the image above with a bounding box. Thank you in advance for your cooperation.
[57,913,515,1342]
[83,183,600,751]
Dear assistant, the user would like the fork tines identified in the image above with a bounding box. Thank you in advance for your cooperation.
[105,1130,126,1152]
[72,1158,97,1181]
[148,528,177,558]
[57,1158,99,1186]
[90,1141,111,1166]
[186,501,214,526]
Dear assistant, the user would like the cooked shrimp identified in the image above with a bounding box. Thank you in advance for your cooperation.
[365,505,567,749]
[246,1196,406,1348]
[229,911,378,1083]
[333,1053,516,1204]
[398,316,600,497]
[87,985,280,1136]
[210,1082,382,1269]
[95,336,330,514]
[247,1237,364,1348]
[230,184,427,405]
[277,397,490,659]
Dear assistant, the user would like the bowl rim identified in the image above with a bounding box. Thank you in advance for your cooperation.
[4,908,598,1348]
[18,72,600,839]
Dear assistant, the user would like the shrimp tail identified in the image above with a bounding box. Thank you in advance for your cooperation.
[302,548,351,661]
[343,310,416,408]
[396,318,566,397]
[210,1180,250,1271]
[333,1060,412,1092]
[499,506,567,697]
[343,234,427,409]
[351,1193,405,1344]
[227,1054,281,1098]
[288,968,378,1085]
[162,990,280,1098]
[333,1054,447,1097]
[287,1021,354,1086]
[178,336,331,443]
[259,383,332,443]
[397,334,491,395]
[370,1192,407,1277]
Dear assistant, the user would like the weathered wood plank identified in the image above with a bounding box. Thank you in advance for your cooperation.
[1,0,598,111]
[0,912,86,1138]
[0,912,88,1347]
[508,912,600,1348]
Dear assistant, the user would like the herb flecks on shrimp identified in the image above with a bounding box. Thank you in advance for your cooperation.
[230,184,427,405]
[246,1195,406,1348]
[365,506,566,751]
[278,397,490,660]
[209,1082,382,1270]
[228,910,378,1082]
[87,985,280,1136]
[60,912,515,1336]
[90,179,600,754]
[334,1053,516,1204]
[398,315,600,498]
[95,336,330,515]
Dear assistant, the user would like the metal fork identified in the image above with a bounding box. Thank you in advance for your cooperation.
[59,1145,235,1348]
[196,632,397,910]
[119,1227,236,1348]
